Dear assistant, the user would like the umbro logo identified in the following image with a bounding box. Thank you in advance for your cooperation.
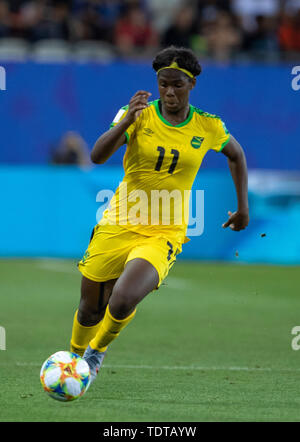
[143,128,155,136]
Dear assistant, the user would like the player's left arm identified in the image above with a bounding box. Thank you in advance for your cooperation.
[221,135,249,231]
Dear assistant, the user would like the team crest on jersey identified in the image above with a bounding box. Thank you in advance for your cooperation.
[191,136,204,149]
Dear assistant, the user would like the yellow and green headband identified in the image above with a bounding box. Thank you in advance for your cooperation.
[156,61,194,79]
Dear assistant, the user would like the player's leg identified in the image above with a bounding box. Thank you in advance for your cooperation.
[78,276,117,325]
[70,277,117,356]
[71,223,136,358]
[110,257,159,318]
[87,237,182,357]
[84,258,159,380]
[89,258,159,350]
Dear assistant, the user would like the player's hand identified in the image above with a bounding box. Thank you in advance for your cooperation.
[125,90,152,124]
[222,210,249,231]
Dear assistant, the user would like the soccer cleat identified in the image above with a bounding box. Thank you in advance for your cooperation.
[83,345,107,386]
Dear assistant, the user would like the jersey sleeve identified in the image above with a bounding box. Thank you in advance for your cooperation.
[210,118,230,152]
[110,105,137,144]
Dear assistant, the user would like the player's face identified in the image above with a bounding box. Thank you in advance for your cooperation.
[157,70,195,113]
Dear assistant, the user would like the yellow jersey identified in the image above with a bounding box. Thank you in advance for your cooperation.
[99,99,230,244]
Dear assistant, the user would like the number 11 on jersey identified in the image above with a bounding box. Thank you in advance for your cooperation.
[155,146,179,174]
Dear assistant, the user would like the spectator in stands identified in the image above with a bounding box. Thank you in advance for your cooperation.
[278,8,300,53]
[147,0,183,34]
[51,131,91,166]
[231,0,280,32]
[71,0,124,43]
[19,0,47,40]
[196,0,232,18]
[114,5,158,57]
[202,10,242,62]
[72,4,109,41]
[97,0,124,29]
[0,0,10,38]
[283,0,300,15]
[29,1,71,41]
[161,5,196,49]
[242,14,279,56]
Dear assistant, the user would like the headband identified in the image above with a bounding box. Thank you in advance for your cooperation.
[156,61,194,79]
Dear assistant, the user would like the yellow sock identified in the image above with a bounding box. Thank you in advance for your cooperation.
[70,310,102,356]
[89,305,136,352]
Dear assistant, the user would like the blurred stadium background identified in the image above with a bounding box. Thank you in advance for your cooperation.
[0,0,299,264]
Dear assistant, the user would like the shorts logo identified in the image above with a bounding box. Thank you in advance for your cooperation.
[81,250,90,263]
[191,136,204,149]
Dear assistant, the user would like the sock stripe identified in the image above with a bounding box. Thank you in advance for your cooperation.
[89,305,136,352]
[107,305,136,324]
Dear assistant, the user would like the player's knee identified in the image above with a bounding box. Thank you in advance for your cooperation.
[109,284,138,318]
[77,299,103,326]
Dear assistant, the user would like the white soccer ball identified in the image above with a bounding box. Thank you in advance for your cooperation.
[40,351,90,401]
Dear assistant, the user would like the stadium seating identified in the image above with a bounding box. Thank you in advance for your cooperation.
[0,38,30,61]
[30,39,72,62]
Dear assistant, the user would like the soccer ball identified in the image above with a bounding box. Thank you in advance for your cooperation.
[40,351,90,402]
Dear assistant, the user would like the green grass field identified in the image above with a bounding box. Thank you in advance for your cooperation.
[0,259,300,422]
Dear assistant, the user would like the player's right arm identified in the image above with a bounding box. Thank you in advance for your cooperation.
[91,90,151,164]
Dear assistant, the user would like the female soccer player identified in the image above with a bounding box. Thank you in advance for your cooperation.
[70,46,249,383]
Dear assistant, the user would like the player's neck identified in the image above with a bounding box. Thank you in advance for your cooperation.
[159,101,190,125]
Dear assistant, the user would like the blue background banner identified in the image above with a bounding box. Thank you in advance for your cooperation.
[1,165,299,264]
[1,62,300,170]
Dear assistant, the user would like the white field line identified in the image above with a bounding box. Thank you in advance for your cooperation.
[34,259,76,274]
[1,362,299,372]
[102,364,300,372]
